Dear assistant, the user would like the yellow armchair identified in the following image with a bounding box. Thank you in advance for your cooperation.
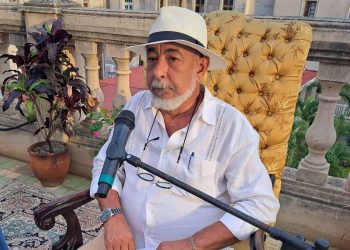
[204,11,312,197]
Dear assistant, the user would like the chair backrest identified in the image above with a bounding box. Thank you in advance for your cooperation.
[203,11,312,197]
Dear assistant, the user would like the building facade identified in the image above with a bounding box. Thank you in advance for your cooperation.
[109,0,350,19]
[273,0,350,18]
[1,0,350,19]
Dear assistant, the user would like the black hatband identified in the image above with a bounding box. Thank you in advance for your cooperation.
[147,31,205,48]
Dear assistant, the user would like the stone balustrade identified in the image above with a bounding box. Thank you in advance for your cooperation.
[0,1,349,248]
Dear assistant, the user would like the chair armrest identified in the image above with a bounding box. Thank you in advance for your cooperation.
[250,229,265,250]
[34,189,94,250]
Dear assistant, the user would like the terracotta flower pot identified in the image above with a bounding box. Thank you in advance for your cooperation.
[28,141,70,187]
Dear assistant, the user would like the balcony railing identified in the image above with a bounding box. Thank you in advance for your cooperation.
[335,103,350,119]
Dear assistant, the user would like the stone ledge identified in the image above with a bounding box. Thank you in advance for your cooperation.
[61,8,159,18]
[279,167,350,249]
[23,0,79,8]
[0,3,20,11]
[282,167,350,208]
[0,111,102,148]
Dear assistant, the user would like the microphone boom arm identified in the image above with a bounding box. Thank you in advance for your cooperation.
[125,154,329,250]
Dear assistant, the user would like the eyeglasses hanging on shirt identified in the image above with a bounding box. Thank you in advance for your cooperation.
[137,109,172,189]
[137,88,203,189]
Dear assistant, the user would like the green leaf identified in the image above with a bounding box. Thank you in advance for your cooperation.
[30,47,38,57]
[25,100,36,122]
[6,81,26,92]
[44,23,51,33]
[29,79,48,92]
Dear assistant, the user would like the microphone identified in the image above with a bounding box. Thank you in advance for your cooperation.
[96,110,135,198]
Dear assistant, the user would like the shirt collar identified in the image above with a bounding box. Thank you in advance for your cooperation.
[142,86,218,126]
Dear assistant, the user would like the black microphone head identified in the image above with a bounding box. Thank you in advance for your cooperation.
[115,110,135,130]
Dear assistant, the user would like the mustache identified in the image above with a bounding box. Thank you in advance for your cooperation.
[151,79,176,92]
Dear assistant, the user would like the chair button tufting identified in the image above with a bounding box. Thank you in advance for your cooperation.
[237,33,242,38]
[267,111,272,116]
[284,39,290,43]
[258,91,263,96]
[260,38,265,42]
[221,48,226,55]
[237,88,242,94]
[267,55,273,60]
[243,51,248,57]
[228,68,234,75]
[215,30,220,36]
[214,84,219,91]
[249,71,254,77]
[275,74,280,80]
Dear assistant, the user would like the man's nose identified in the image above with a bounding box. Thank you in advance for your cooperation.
[153,57,168,80]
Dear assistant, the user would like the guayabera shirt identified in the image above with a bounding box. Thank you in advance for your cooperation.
[90,87,279,249]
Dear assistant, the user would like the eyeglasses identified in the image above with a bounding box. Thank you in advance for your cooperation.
[136,109,172,189]
[136,167,172,189]
[136,86,202,188]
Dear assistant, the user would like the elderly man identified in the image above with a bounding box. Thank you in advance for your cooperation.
[83,6,279,250]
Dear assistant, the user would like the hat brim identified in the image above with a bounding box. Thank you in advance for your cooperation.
[128,40,226,71]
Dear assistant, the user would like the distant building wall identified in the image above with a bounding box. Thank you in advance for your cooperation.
[316,0,350,18]
[255,0,274,16]
[109,0,120,9]
[273,0,350,18]
[273,0,303,16]
[235,0,248,13]
[139,0,158,11]
[207,1,220,12]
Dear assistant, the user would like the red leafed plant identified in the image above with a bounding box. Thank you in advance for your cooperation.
[0,18,94,153]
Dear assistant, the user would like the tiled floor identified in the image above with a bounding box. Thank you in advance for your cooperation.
[0,155,90,195]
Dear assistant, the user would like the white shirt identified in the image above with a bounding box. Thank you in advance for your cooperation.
[90,87,279,249]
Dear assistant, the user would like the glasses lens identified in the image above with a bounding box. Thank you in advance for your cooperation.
[156,181,172,189]
[137,172,154,182]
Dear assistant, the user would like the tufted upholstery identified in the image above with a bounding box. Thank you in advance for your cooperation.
[203,11,312,197]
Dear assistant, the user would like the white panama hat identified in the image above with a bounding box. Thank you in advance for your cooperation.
[128,6,226,70]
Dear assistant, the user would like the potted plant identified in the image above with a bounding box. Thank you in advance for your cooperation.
[0,18,94,186]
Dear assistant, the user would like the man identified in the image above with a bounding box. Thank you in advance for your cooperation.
[83,6,279,250]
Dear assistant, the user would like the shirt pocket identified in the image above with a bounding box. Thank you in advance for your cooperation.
[170,154,219,198]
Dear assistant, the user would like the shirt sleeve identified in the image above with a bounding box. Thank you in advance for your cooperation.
[219,126,280,240]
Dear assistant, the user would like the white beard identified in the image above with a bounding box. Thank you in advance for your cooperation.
[151,75,197,111]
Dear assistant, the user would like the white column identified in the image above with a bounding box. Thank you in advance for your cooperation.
[105,44,132,108]
[191,0,196,11]
[204,0,208,12]
[119,0,125,10]
[219,0,224,11]
[75,41,104,110]
[245,0,255,15]
[297,63,350,186]
[0,33,10,101]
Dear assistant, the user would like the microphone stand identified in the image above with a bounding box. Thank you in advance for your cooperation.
[125,154,329,250]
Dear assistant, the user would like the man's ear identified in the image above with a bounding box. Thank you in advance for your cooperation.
[197,56,210,80]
